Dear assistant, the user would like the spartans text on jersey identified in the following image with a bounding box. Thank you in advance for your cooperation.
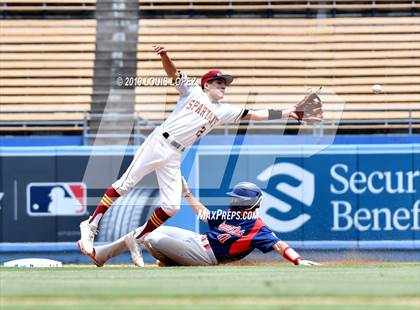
[185,99,219,126]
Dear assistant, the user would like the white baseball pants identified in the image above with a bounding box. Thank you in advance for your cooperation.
[112,129,182,216]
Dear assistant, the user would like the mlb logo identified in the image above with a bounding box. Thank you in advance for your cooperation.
[27,183,87,216]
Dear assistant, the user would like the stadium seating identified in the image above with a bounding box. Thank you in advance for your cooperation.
[0,19,95,131]
[1,0,418,15]
[0,0,95,13]
[0,11,419,133]
[138,0,420,14]
[135,16,420,130]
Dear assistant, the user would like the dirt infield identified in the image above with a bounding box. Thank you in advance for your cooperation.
[65,259,402,268]
[3,296,419,307]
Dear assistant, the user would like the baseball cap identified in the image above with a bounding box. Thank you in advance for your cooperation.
[201,70,234,88]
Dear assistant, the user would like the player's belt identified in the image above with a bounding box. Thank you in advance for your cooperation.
[201,235,211,252]
[162,132,186,152]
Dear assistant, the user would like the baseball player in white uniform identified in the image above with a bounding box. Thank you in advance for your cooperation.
[78,45,318,263]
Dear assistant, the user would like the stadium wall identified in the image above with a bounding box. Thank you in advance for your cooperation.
[1,134,419,147]
[0,138,419,263]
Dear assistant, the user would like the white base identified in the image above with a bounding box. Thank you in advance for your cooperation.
[3,258,63,268]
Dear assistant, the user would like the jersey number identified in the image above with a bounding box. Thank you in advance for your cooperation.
[217,233,231,244]
[195,126,206,138]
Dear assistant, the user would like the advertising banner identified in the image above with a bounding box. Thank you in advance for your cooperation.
[0,144,418,248]
[195,145,419,245]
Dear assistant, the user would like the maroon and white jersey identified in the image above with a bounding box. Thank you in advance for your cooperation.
[160,72,244,147]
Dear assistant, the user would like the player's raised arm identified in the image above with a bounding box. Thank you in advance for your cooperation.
[241,87,323,123]
[272,241,320,266]
[153,45,179,81]
[181,177,210,223]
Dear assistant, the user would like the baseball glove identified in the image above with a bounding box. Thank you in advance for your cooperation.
[292,87,323,123]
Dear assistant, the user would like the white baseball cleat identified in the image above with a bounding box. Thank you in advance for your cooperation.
[124,232,145,267]
[78,219,97,256]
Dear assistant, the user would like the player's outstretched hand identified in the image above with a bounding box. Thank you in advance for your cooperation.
[153,45,167,56]
[297,259,321,266]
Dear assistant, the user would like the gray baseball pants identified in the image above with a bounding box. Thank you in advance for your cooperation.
[94,226,218,266]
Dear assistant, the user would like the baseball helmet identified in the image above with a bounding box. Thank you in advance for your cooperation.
[226,182,263,211]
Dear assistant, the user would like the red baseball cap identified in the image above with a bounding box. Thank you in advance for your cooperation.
[201,70,234,88]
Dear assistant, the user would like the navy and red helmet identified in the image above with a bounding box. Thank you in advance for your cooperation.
[226,182,263,211]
